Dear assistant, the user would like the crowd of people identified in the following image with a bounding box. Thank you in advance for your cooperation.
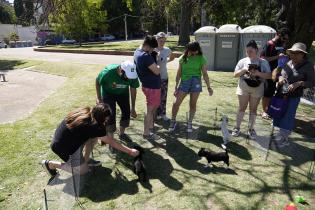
[42,29,315,177]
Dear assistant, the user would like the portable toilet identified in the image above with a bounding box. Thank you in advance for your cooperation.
[239,25,276,59]
[215,24,242,71]
[194,26,217,70]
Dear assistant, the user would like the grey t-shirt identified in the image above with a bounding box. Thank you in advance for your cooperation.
[156,47,172,80]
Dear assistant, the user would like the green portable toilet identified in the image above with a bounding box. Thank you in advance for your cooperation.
[194,26,217,70]
[239,25,276,59]
[215,24,242,71]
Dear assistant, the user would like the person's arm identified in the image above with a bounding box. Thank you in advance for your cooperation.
[99,136,139,157]
[130,87,137,118]
[173,63,182,96]
[148,63,160,75]
[201,64,213,96]
[95,78,102,104]
[288,64,315,92]
[252,70,272,79]
[167,52,175,63]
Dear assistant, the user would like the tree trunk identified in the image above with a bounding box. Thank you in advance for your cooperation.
[277,0,315,51]
[178,0,193,46]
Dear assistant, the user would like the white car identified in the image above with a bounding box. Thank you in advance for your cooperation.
[62,39,76,44]
[0,41,7,48]
[100,34,115,41]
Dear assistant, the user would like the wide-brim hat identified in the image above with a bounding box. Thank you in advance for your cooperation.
[120,61,138,79]
[287,42,308,54]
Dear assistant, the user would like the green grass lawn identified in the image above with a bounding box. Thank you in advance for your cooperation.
[0,59,314,209]
[44,36,189,53]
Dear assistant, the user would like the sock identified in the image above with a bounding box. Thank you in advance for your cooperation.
[188,111,195,123]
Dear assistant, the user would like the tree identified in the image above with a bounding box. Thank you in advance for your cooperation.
[49,0,107,46]
[277,0,315,50]
[0,3,16,24]
[14,0,34,25]
[178,0,197,46]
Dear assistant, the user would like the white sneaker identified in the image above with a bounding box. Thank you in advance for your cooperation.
[231,128,240,137]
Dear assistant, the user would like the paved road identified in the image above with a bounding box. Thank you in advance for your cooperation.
[0,47,179,70]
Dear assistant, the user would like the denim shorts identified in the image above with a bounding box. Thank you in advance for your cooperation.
[179,76,202,93]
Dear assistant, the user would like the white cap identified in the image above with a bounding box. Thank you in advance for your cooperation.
[120,61,138,79]
[155,32,167,39]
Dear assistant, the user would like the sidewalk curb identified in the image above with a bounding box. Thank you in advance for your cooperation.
[33,47,182,58]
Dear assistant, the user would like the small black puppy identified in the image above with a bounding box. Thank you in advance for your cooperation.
[132,145,147,182]
[198,144,229,168]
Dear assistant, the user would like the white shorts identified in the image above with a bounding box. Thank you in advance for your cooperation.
[236,79,264,98]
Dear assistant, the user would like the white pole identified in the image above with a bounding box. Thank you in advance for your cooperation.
[124,14,128,41]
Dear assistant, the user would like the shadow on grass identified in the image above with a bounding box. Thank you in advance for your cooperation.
[114,146,184,193]
[0,59,26,70]
[294,118,315,140]
[80,167,139,202]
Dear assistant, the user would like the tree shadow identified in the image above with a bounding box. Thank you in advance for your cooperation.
[166,123,252,161]
[0,59,26,71]
[80,167,139,202]
[114,144,183,192]
[294,118,315,140]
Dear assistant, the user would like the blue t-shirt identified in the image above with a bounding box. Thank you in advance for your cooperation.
[134,48,161,89]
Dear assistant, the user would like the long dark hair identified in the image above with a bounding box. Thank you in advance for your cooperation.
[66,103,111,129]
[183,41,203,63]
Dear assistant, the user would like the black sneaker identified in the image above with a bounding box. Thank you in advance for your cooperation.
[119,133,132,142]
[41,160,57,177]
[87,159,102,167]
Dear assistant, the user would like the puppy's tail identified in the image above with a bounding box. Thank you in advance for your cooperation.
[221,144,228,154]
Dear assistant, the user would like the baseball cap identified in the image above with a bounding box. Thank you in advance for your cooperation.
[155,32,167,39]
[120,61,138,79]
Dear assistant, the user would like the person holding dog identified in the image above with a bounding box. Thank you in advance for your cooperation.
[134,35,161,140]
[272,42,315,147]
[96,60,139,144]
[41,103,139,177]
[169,41,213,133]
[231,40,271,139]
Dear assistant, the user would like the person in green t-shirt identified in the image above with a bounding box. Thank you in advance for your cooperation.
[96,61,139,142]
[169,41,213,133]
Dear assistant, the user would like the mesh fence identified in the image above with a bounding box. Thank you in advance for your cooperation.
[301,87,315,106]
[43,146,85,210]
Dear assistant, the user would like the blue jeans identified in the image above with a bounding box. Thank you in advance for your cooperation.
[179,76,202,93]
[273,97,300,136]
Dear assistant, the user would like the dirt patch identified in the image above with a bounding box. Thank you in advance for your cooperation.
[0,68,66,124]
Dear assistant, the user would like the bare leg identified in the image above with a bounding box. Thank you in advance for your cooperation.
[235,95,250,128]
[188,92,200,122]
[171,91,187,120]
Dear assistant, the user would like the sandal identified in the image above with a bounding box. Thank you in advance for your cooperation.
[261,112,271,120]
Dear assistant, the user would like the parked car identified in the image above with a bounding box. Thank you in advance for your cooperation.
[100,34,115,41]
[62,39,76,44]
[0,41,7,48]
[44,39,56,45]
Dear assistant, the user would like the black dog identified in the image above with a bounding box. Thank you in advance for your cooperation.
[198,144,229,168]
[132,145,147,182]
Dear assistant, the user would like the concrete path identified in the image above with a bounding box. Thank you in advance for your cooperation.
[0,68,66,124]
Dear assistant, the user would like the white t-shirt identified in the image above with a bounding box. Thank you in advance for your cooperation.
[156,47,172,80]
[235,57,271,73]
